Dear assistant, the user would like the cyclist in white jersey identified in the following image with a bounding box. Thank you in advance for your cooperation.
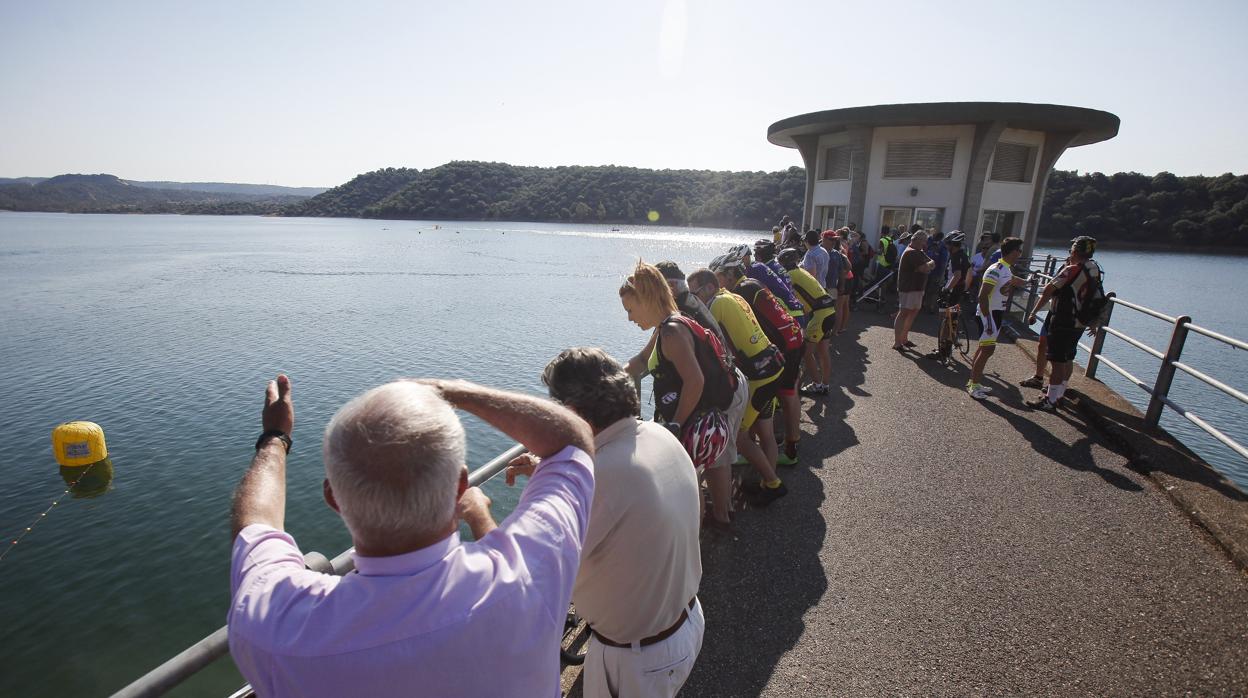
[967,237,1028,399]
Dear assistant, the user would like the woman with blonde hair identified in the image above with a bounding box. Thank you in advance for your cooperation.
[620,261,735,478]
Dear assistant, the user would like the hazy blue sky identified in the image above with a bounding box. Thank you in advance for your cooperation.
[2,0,1245,186]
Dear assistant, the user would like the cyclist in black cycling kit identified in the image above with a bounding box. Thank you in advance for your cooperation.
[925,231,971,360]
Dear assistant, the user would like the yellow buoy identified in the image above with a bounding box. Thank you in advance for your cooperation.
[51,421,108,467]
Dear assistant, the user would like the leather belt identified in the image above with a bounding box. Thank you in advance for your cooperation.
[591,597,697,649]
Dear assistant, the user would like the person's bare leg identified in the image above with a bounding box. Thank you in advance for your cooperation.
[737,427,777,482]
[836,296,850,333]
[802,348,822,386]
[1033,336,1049,380]
[817,339,831,384]
[901,307,920,343]
[970,345,995,384]
[706,465,732,523]
[781,392,801,459]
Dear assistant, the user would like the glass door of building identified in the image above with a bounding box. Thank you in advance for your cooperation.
[914,208,943,232]
[880,207,913,236]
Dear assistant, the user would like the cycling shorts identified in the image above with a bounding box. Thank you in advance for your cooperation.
[804,307,836,343]
[743,370,781,429]
[975,310,1005,347]
[776,346,805,397]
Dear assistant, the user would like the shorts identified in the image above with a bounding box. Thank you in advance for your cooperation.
[1039,313,1051,338]
[743,370,781,429]
[898,290,923,310]
[776,346,805,397]
[709,368,749,469]
[805,307,836,343]
[975,310,1005,346]
[795,312,809,329]
[1046,325,1081,363]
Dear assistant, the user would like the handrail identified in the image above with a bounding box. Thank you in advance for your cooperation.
[1078,289,1247,466]
[112,443,528,698]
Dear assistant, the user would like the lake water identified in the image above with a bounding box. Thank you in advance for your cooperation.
[1,213,1244,696]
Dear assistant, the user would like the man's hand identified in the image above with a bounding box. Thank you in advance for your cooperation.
[457,486,497,538]
[505,453,540,486]
[263,374,294,435]
[1027,313,1038,325]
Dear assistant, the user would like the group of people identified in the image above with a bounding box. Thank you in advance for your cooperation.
[223,216,1106,698]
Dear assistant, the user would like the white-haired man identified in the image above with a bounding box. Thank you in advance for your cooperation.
[228,374,595,697]
[505,347,704,697]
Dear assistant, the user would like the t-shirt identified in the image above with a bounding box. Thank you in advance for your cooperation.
[576,419,700,643]
[1049,260,1103,328]
[978,259,1014,315]
[801,245,829,288]
[896,248,933,293]
[947,249,970,288]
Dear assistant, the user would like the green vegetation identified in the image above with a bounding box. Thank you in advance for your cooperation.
[1040,170,1248,248]
[6,165,1245,250]
[291,161,806,229]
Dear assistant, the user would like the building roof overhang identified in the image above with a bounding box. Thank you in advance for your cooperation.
[767,102,1119,149]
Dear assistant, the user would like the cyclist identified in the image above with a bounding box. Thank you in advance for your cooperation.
[1026,237,1104,410]
[967,237,1028,399]
[730,242,805,324]
[751,239,805,323]
[689,263,788,505]
[619,262,735,471]
[925,231,971,360]
[714,249,806,467]
[778,246,835,397]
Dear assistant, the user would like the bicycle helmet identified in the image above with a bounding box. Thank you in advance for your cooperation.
[777,247,803,270]
[709,252,745,273]
[946,231,965,245]
[753,239,777,262]
[680,410,730,473]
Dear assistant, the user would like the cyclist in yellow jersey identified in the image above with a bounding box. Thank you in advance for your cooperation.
[688,266,787,505]
[777,247,835,398]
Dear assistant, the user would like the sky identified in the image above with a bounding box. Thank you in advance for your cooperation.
[2,0,1246,187]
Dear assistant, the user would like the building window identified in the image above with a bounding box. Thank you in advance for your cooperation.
[880,207,944,237]
[819,146,853,180]
[818,205,847,230]
[883,139,957,179]
[990,142,1037,183]
[981,210,1022,237]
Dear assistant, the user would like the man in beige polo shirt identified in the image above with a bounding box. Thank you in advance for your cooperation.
[508,347,704,697]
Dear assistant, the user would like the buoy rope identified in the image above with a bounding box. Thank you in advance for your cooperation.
[0,461,99,563]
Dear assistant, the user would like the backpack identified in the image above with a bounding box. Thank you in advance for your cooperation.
[1075,262,1109,327]
[653,314,737,418]
[735,279,805,353]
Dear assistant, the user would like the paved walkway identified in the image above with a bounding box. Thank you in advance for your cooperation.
[572,310,1248,696]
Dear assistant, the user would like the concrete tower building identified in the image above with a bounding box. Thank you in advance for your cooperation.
[767,102,1119,253]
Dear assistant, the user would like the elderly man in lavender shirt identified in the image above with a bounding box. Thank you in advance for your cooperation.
[228,374,595,698]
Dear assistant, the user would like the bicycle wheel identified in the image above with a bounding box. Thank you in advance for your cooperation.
[958,312,974,356]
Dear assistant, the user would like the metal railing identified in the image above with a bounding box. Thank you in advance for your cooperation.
[112,443,528,698]
[1003,255,1247,466]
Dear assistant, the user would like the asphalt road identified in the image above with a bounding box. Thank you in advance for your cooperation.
[677,312,1248,696]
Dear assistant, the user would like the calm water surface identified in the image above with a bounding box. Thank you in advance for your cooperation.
[0,213,1244,696]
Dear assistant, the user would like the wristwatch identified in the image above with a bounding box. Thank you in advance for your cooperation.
[255,430,292,453]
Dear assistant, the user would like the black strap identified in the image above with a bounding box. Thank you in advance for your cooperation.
[255,430,292,453]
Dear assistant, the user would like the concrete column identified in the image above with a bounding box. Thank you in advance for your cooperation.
[793,135,819,230]
[846,126,873,232]
[958,120,1007,234]
[1023,131,1078,257]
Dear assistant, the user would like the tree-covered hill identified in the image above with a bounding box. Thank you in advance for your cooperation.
[292,161,807,229]
[0,174,305,214]
[1040,170,1248,247]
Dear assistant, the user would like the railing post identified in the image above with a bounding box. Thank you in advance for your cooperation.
[1145,313,1192,429]
[1084,292,1116,379]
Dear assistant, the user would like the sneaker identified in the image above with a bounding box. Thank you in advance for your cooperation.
[799,384,821,397]
[1019,375,1044,389]
[1026,395,1057,411]
[777,452,799,467]
[967,382,990,400]
[816,384,830,396]
[903,341,916,348]
[745,481,789,506]
[702,514,734,536]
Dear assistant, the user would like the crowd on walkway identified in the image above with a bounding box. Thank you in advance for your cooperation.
[222,216,1108,697]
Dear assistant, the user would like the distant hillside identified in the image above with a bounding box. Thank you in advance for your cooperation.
[128,180,327,197]
[0,174,305,214]
[290,161,807,228]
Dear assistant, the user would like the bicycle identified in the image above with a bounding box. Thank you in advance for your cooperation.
[928,290,971,363]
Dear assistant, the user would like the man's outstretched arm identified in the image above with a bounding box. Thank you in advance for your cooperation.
[231,374,294,539]
[414,379,593,459]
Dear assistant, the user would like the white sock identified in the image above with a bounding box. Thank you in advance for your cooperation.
[1048,383,1067,404]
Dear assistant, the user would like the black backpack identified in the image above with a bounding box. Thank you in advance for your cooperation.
[1075,262,1109,327]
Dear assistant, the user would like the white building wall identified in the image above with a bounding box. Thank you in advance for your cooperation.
[979,129,1046,236]
[811,132,853,208]
[862,125,976,244]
